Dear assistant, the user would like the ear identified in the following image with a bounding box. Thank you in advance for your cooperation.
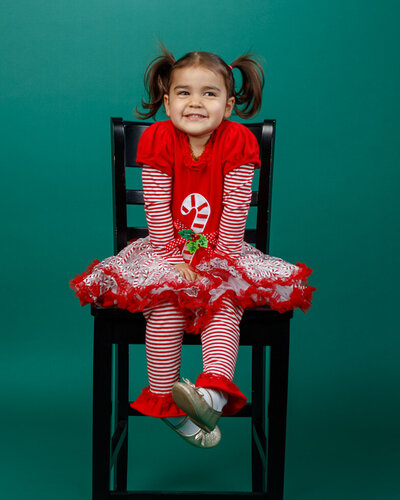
[163,94,170,117]
[224,96,235,119]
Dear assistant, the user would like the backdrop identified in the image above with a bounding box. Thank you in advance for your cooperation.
[1,1,399,499]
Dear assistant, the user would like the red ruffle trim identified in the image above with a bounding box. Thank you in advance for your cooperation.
[130,387,186,418]
[240,261,316,313]
[130,374,246,418]
[70,255,316,334]
[178,126,216,171]
[195,372,247,416]
[69,259,101,306]
[196,254,316,314]
[69,258,223,334]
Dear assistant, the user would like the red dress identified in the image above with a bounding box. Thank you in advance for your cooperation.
[70,119,314,334]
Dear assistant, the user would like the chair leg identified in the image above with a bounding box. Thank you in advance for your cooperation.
[251,344,266,493]
[115,343,129,491]
[267,328,290,500]
[93,318,113,500]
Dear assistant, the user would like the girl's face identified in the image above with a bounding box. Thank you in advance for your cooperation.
[164,65,235,143]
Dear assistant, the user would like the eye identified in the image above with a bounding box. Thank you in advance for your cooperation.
[177,90,189,96]
[204,91,216,97]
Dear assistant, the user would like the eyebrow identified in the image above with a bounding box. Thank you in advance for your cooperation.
[173,85,222,92]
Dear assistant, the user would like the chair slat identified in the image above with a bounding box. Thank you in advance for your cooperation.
[244,228,257,243]
[124,123,149,167]
[127,227,148,240]
[126,190,144,204]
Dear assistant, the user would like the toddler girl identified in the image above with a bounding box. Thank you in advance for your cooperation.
[71,46,314,449]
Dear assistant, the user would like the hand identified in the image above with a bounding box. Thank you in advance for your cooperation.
[174,263,202,282]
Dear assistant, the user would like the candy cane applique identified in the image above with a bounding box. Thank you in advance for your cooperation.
[180,193,210,263]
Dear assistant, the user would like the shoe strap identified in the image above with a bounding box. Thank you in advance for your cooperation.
[163,416,189,431]
[182,377,214,409]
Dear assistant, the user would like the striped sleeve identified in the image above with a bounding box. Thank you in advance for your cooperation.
[142,166,184,264]
[215,164,255,260]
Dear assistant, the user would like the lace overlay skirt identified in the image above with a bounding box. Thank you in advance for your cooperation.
[70,237,315,333]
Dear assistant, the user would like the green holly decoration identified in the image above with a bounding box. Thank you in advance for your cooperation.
[179,229,194,240]
[197,234,208,248]
[187,240,199,254]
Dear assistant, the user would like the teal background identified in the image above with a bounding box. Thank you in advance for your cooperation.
[1,0,399,498]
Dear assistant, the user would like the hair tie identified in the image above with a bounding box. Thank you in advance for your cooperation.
[228,65,233,71]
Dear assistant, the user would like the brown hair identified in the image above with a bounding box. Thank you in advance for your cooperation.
[135,44,264,120]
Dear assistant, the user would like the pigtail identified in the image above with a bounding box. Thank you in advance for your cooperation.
[230,54,264,119]
[135,43,176,120]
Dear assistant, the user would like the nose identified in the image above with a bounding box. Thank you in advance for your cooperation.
[188,94,202,107]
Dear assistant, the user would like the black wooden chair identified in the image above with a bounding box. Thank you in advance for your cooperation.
[91,117,293,500]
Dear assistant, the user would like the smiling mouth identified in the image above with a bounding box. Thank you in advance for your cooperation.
[184,114,207,119]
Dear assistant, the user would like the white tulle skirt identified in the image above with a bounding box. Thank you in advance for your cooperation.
[70,237,314,333]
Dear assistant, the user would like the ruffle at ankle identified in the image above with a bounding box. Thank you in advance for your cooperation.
[195,372,247,416]
[130,387,186,418]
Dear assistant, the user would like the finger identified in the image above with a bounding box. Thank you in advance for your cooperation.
[187,266,202,281]
[188,270,198,281]
[181,269,193,281]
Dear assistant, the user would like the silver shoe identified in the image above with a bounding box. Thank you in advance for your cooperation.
[163,416,221,448]
[172,378,221,433]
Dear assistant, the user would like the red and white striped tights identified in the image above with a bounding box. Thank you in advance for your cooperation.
[143,298,244,394]
[142,163,254,394]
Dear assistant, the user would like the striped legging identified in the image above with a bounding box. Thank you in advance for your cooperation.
[143,298,244,394]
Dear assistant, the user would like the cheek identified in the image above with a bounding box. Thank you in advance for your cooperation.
[218,104,229,118]
[169,102,182,115]
[209,102,225,114]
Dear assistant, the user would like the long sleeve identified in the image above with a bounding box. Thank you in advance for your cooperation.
[142,166,184,264]
[215,164,255,260]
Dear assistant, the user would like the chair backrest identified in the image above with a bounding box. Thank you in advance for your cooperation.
[111,117,276,255]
